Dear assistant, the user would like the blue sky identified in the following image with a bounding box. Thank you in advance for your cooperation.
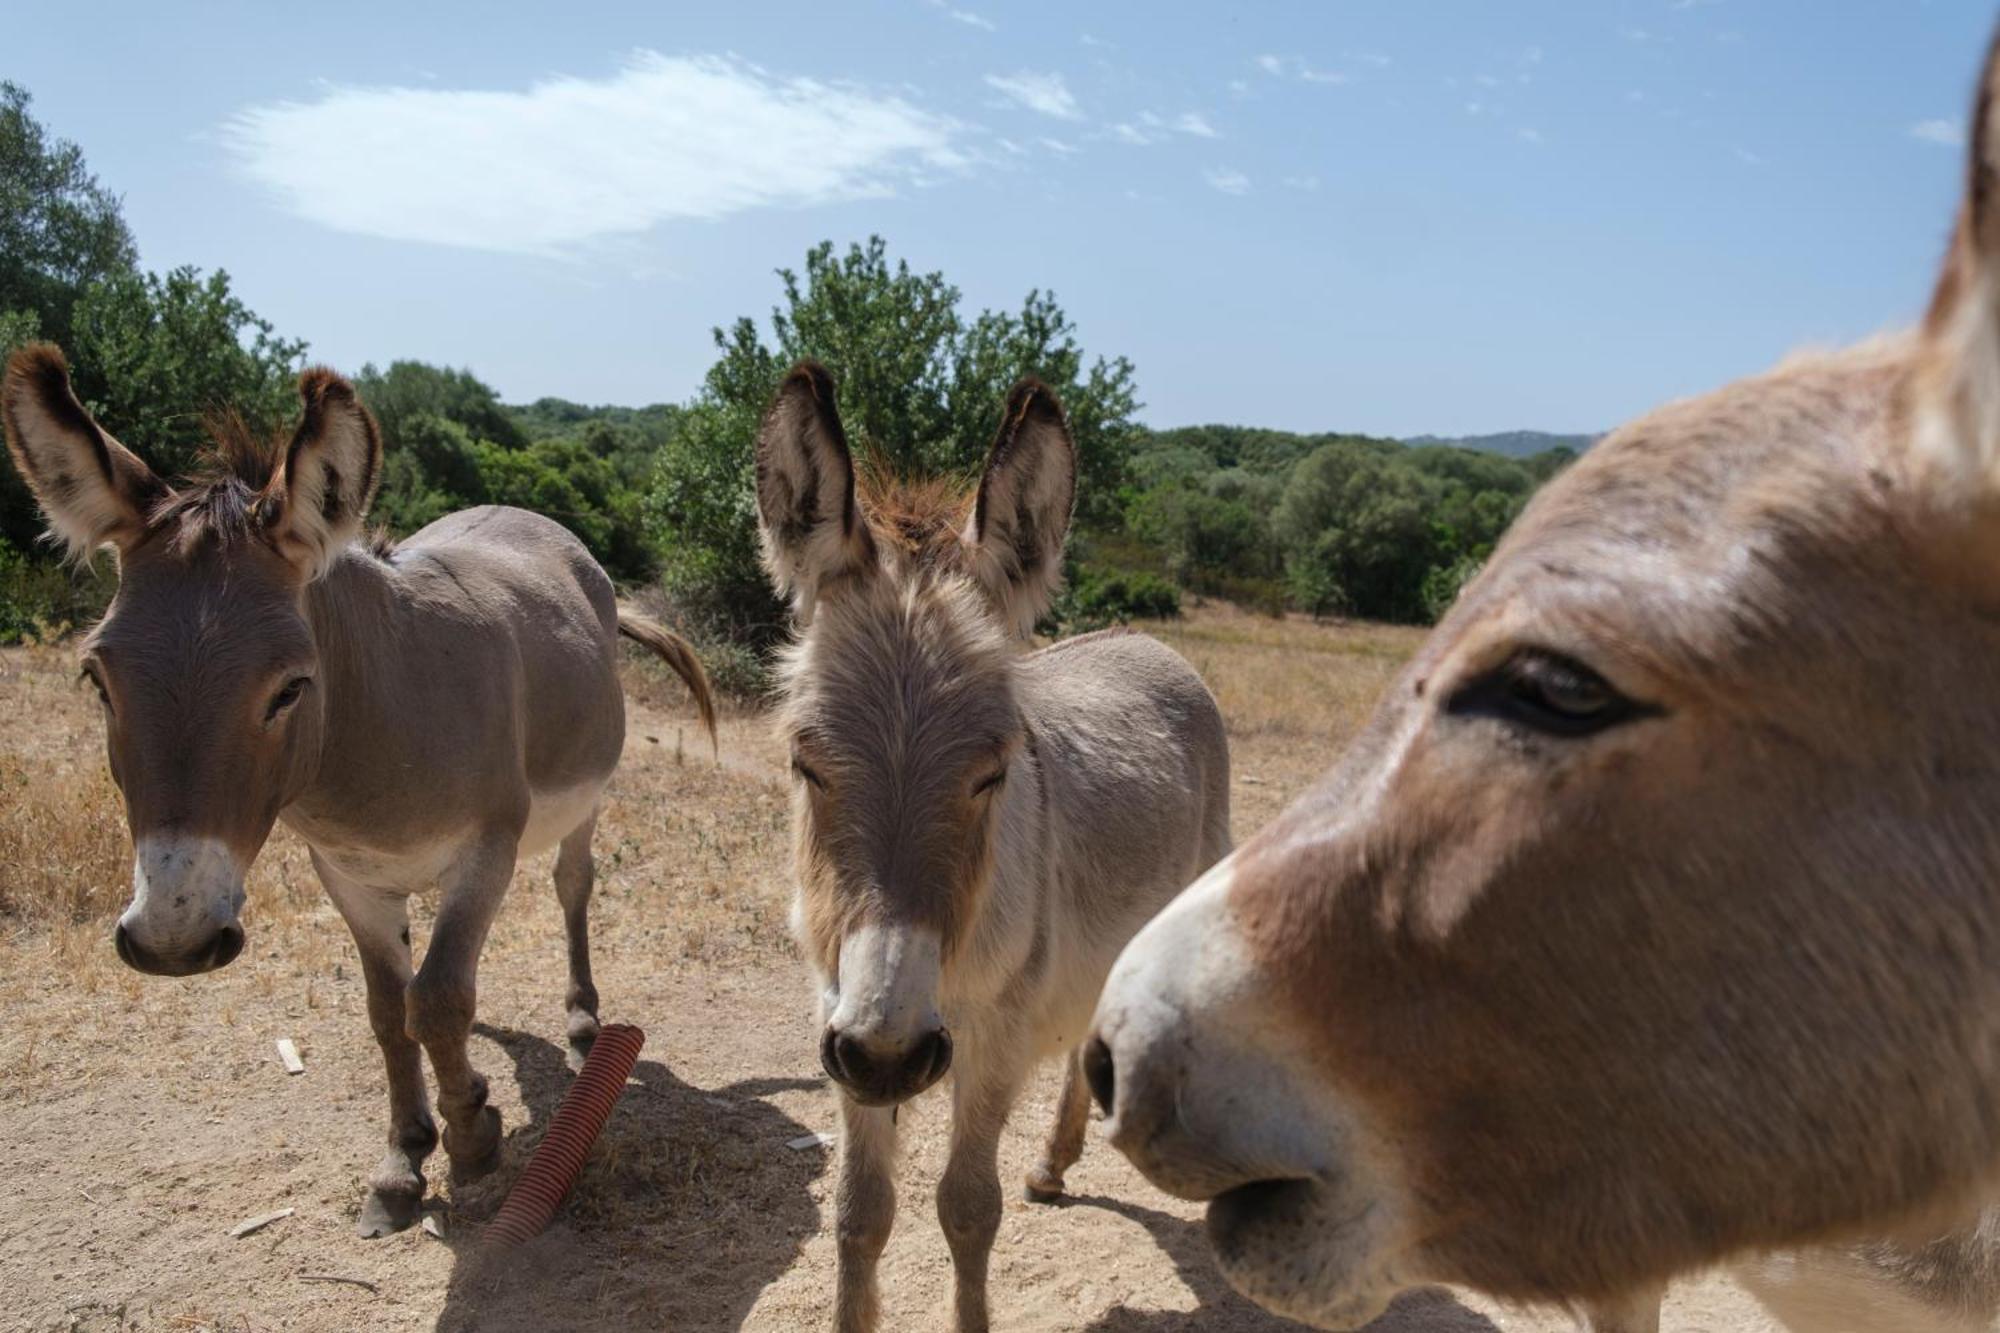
[10,1,1997,435]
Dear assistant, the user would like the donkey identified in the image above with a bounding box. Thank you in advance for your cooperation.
[1087,27,2000,1333]
[1,346,715,1238]
[754,362,1230,1332]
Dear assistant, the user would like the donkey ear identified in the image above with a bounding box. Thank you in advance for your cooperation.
[755,361,875,623]
[1918,31,2000,495]
[1,343,168,560]
[262,368,381,580]
[964,379,1076,636]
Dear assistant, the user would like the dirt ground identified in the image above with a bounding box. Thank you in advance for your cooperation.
[0,606,1783,1332]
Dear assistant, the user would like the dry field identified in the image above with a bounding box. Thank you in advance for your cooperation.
[0,602,1779,1332]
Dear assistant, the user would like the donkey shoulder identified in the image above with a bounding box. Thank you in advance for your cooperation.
[1023,629,1226,760]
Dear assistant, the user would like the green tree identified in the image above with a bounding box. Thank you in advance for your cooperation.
[66,267,306,470]
[2,266,305,554]
[354,360,527,453]
[1275,441,1447,624]
[0,82,137,351]
[646,236,1140,652]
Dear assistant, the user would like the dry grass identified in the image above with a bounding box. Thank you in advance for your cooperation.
[0,603,1415,947]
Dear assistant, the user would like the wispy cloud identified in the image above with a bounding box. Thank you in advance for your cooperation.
[1113,110,1221,147]
[921,0,995,30]
[1346,50,1393,69]
[985,70,1082,120]
[223,53,965,256]
[1281,174,1320,190]
[1911,118,1966,148]
[1733,146,1763,166]
[1256,53,1348,85]
[1204,167,1251,195]
[1038,136,1081,156]
[1517,127,1545,145]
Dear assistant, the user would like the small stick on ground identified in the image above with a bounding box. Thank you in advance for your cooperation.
[298,1273,379,1295]
[229,1207,294,1238]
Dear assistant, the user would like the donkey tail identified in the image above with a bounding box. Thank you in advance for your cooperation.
[616,611,719,750]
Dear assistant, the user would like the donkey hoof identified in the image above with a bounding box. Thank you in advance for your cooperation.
[357,1187,424,1237]
[566,1027,598,1074]
[445,1105,503,1179]
[1023,1167,1067,1204]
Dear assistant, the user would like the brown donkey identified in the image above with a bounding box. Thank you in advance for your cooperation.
[756,363,1230,1332]
[1089,27,2000,1333]
[1,347,715,1237]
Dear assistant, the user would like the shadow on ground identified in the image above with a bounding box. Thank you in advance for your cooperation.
[1071,1194,1501,1333]
[432,1022,825,1331]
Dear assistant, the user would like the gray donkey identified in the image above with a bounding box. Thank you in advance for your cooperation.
[756,362,1231,1331]
[1,346,715,1237]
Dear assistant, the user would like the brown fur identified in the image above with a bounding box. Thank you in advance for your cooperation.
[1,349,715,1240]
[759,363,1230,1333]
[1091,23,2000,1332]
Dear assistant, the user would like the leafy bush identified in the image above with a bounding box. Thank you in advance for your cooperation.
[646,237,1142,655]
[1045,565,1180,635]
[0,537,111,643]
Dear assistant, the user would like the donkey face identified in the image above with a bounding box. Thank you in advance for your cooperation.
[2,347,380,976]
[758,362,1074,1106]
[1089,37,2000,1330]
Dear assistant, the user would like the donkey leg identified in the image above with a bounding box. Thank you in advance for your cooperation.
[317,852,435,1238]
[940,1060,1022,1333]
[1024,1045,1093,1203]
[553,811,601,1072]
[833,1097,899,1333]
[407,832,515,1181]
[1578,1286,1663,1333]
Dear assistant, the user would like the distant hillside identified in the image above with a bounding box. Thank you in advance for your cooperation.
[1402,430,1598,459]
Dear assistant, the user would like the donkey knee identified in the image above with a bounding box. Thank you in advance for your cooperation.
[938,1165,1003,1258]
[403,972,474,1050]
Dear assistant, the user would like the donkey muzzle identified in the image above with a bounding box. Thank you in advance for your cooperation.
[117,834,248,976]
[821,1023,953,1106]
[115,917,246,976]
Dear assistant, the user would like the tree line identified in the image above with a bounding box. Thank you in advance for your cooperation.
[0,81,1575,683]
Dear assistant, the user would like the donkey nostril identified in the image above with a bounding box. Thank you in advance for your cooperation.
[1083,1036,1116,1116]
[113,922,139,970]
[209,925,245,970]
[919,1028,953,1085]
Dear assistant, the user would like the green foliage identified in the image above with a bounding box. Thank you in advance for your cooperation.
[352,366,658,582]
[0,82,137,351]
[646,236,1141,652]
[1044,563,1181,635]
[355,360,526,453]
[67,266,307,466]
[0,534,112,643]
[0,265,306,554]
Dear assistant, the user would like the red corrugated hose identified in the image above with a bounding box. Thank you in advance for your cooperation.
[484,1023,646,1248]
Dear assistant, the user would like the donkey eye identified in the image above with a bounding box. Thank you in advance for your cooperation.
[80,668,110,710]
[266,675,312,722]
[973,769,1007,796]
[791,757,826,790]
[1447,651,1655,739]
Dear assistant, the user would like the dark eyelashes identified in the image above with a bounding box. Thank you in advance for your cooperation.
[1445,650,1660,739]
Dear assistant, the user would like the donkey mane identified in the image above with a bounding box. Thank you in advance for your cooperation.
[856,469,975,571]
[138,412,284,555]
[141,405,396,561]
